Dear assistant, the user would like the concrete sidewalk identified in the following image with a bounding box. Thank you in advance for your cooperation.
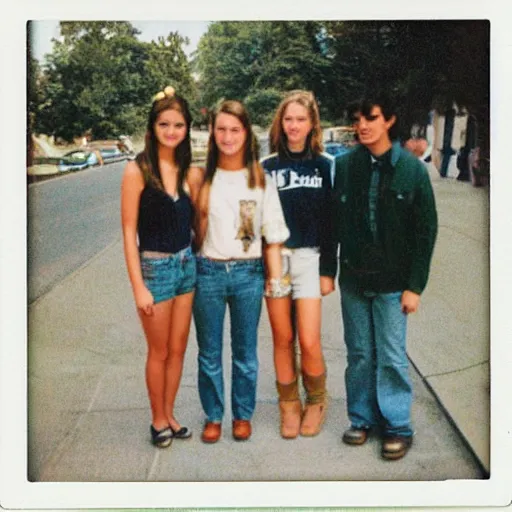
[27,168,489,486]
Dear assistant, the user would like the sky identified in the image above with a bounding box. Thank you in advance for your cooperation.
[29,20,211,62]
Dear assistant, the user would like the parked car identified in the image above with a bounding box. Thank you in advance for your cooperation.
[98,146,129,163]
[324,142,352,158]
[58,141,133,172]
[88,140,135,163]
[324,142,354,185]
[57,150,99,172]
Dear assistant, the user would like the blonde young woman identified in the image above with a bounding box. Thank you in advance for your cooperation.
[261,90,335,439]
[193,100,289,444]
[121,86,203,447]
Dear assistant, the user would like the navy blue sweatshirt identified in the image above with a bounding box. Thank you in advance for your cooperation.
[261,149,334,262]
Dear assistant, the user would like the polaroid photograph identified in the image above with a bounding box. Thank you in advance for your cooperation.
[1,0,510,510]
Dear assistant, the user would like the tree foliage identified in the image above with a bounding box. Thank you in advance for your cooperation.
[30,20,489,155]
[322,20,489,138]
[244,88,282,127]
[31,21,196,142]
[193,20,488,147]
[193,21,331,125]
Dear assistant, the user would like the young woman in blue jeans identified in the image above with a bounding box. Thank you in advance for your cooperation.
[121,86,203,447]
[193,100,289,443]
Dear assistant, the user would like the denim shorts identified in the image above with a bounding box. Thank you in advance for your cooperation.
[140,246,196,304]
[282,247,321,299]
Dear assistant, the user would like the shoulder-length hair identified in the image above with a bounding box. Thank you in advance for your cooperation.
[205,100,265,189]
[269,90,323,156]
[135,93,193,195]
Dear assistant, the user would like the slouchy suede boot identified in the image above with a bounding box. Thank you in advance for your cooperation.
[300,372,328,437]
[276,379,302,439]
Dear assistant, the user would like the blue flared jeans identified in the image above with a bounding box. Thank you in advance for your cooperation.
[341,284,413,437]
[193,257,265,422]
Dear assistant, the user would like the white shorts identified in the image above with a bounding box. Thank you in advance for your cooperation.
[282,247,321,300]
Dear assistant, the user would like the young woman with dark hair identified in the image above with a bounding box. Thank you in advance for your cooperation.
[193,100,289,444]
[261,90,335,439]
[121,86,204,447]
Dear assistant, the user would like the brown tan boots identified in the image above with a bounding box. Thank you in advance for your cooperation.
[300,372,328,436]
[276,379,302,438]
[276,372,328,438]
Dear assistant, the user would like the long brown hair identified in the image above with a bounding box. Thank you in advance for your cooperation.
[135,92,192,195]
[194,100,265,250]
[205,100,265,189]
[269,90,323,156]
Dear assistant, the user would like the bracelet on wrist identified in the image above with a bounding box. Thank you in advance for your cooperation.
[265,276,291,298]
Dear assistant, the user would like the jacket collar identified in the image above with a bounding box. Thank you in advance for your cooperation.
[390,141,402,167]
[361,141,401,172]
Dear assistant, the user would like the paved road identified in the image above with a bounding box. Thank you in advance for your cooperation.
[28,162,126,303]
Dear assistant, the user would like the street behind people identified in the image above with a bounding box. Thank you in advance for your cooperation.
[121,86,204,448]
[321,91,438,460]
[261,90,335,439]
[193,100,290,444]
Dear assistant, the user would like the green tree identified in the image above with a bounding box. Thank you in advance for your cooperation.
[32,21,196,142]
[244,88,282,127]
[322,20,489,144]
[193,22,258,107]
[193,21,331,126]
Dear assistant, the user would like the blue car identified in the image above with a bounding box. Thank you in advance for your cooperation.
[58,150,99,172]
[324,142,353,184]
[98,146,129,163]
[324,142,351,158]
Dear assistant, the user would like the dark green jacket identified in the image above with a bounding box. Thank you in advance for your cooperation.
[320,142,438,294]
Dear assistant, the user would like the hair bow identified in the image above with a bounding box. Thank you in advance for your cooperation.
[153,86,175,103]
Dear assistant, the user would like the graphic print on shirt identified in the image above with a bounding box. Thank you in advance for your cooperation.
[236,200,257,252]
[269,167,323,191]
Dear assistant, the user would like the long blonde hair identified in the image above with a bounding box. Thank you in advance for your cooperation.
[269,90,323,156]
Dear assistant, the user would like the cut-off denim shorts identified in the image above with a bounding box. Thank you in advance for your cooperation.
[140,245,196,304]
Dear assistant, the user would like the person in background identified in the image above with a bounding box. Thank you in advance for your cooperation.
[321,91,438,460]
[260,90,335,439]
[119,134,135,156]
[193,100,289,444]
[121,86,203,447]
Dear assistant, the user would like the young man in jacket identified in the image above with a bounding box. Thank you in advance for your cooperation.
[321,92,438,460]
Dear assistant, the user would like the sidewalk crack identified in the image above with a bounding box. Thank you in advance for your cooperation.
[423,359,489,379]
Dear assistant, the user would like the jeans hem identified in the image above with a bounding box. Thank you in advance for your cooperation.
[383,428,414,437]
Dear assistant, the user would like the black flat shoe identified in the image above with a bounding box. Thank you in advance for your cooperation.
[150,425,173,448]
[171,425,192,439]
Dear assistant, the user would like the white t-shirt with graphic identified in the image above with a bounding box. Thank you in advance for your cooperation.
[200,168,290,260]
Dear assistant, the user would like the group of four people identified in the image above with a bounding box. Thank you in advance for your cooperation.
[121,85,438,461]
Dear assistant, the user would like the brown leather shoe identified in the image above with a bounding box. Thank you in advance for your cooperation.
[382,435,413,460]
[232,420,252,441]
[201,422,222,444]
[342,426,370,446]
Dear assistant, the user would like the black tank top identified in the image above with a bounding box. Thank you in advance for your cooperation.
[137,184,193,253]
